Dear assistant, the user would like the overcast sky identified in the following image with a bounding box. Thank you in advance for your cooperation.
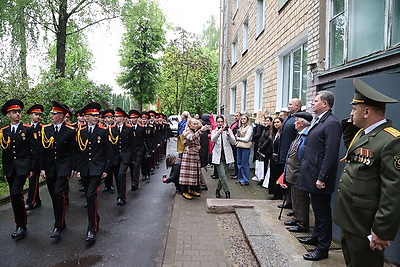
[87,0,220,94]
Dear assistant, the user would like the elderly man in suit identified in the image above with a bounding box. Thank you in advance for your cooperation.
[296,91,342,261]
[333,79,400,267]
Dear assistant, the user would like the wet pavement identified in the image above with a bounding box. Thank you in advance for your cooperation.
[0,155,175,267]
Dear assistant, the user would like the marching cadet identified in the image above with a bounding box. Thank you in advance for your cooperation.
[1,99,38,239]
[25,104,44,211]
[141,111,155,181]
[102,109,116,192]
[76,102,111,242]
[333,79,400,267]
[108,107,133,206]
[148,110,160,171]
[40,100,77,239]
[128,109,145,191]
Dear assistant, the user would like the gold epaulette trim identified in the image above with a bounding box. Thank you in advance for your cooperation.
[384,127,400,138]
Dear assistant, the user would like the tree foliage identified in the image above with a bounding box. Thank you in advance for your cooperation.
[117,0,166,111]
[159,26,218,116]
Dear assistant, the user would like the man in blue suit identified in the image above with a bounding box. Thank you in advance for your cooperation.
[296,91,342,261]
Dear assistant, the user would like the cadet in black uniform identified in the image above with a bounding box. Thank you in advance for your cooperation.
[76,102,111,242]
[108,107,133,206]
[141,112,155,181]
[1,99,38,239]
[40,101,77,239]
[102,109,116,192]
[128,109,145,191]
[25,104,44,211]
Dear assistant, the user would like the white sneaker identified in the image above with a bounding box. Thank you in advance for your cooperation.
[252,176,261,181]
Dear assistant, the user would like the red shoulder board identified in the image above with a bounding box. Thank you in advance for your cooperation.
[23,124,32,127]
[139,124,144,127]
[125,124,132,128]
[110,125,116,128]
[43,124,52,128]
[39,123,45,127]
[80,126,87,130]
[97,124,107,129]
[1,126,9,130]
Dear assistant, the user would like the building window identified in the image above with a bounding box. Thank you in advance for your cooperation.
[256,0,265,37]
[231,38,238,65]
[254,69,263,112]
[328,0,400,68]
[280,43,308,109]
[278,0,289,10]
[233,0,239,16]
[241,79,247,113]
[242,18,249,53]
[230,86,237,114]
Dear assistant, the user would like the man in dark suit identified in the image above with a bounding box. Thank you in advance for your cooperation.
[278,98,302,209]
[108,107,133,206]
[40,100,77,239]
[25,104,44,211]
[1,99,38,239]
[333,79,400,267]
[296,91,342,261]
[76,102,111,242]
[128,109,145,191]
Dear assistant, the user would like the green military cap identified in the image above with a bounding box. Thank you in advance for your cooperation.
[351,78,398,106]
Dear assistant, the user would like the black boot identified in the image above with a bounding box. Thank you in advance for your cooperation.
[225,191,230,199]
[215,189,221,198]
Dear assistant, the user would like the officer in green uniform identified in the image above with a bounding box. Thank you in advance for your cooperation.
[333,78,400,267]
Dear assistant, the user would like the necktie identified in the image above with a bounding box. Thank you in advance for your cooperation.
[55,125,59,135]
[89,127,93,134]
[11,126,15,134]
[119,126,122,133]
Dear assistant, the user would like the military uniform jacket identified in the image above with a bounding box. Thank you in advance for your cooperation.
[40,122,77,177]
[142,124,155,156]
[333,120,400,241]
[109,124,133,165]
[1,123,38,177]
[131,123,145,157]
[76,124,111,176]
[30,123,43,171]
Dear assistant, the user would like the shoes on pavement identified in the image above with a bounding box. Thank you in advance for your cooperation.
[201,186,208,191]
[11,226,27,239]
[298,237,318,246]
[188,190,200,197]
[252,176,261,181]
[284,219,297,226]
[278,202,292,209]
[287,210,294,216]
[211,175,218,179]
[50,226,65,239]
[215,189,221,198]
[102,187,110,192]
[117,198,126,206]
[79,186,85,192]
[288,226,309,232]
[257,180,264,186]
[84,203,88,208]
[85,230,96,242]
[182,193,193,200]
[131,185,138,191]
[225,191,231,199]
[303,250,328,261]
[231,175,237,180]
[141,176,146,181]
[25,204,33,211]
[110,186,115,192]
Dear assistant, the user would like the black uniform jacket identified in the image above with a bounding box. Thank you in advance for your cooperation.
[142,124,155,156]
[76,124,112,177]
[40,122,77,177]
[1,123,39,177]
[109,123,133,165]
[131,123,146,157]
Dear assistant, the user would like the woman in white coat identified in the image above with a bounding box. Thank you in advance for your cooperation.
[211,115,236,199]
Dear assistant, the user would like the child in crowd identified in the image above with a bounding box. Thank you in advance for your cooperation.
[162,154,182,194]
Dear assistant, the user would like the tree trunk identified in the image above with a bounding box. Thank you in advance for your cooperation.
[56,0,68,77]
[17,2,29,90]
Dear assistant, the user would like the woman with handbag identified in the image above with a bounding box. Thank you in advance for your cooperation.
[269,117,285,199]
[235,115,253,185]
[211,115,236,199]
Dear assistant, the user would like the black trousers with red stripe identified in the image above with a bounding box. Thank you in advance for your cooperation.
[112,157,129,201]
[7,172,27,228]
[81,175,101,232]
[46,175,68,228]
[26,171,41,206]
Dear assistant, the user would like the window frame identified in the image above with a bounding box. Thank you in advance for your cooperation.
[241,79,247,113]
[242,17,249,54]
[231,37,238,66]
[230,86,237,114]
[254,68,263,112]
[256,0,265,37]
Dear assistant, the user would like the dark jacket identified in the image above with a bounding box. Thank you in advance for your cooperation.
[258,125,272,159]
[76,124,111,176]
[296,110,342,194]
[109,124,134,165]
[131,123,146,157]
[40,122,77,177]
[1,123,38,177]
[165,161,181,185]
[278,113,298,164]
